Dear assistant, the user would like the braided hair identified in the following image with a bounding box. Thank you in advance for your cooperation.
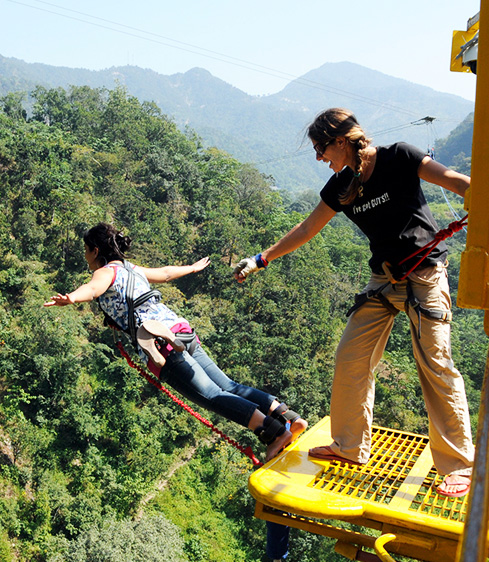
[83,223,132,264]
[308,108,372,205]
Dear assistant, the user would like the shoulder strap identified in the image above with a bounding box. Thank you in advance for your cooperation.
[97,261,162,346]
[125,261,137,346]
[123,260,161,347]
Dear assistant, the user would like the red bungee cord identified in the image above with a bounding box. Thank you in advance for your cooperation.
[115,340,263,467]
[395,214,468,281]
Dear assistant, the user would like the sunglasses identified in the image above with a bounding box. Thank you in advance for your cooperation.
[313,139,334,156]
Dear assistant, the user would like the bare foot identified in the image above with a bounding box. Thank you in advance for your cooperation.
[265,429,293,462]
[436,474,471,498]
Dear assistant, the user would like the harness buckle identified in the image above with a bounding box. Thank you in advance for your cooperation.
[381,261,399,284]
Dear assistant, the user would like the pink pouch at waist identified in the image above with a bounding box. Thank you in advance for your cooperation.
[147,322,199,378]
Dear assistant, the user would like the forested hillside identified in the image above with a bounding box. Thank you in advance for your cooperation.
[435,112,473,174]
[0,86,485,562]
[0,55,474,193]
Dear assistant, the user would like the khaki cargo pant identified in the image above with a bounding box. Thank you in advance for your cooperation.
[329,262,474,476]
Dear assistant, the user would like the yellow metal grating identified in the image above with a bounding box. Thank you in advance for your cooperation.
[311,427,428,505]
[249,416,469,543]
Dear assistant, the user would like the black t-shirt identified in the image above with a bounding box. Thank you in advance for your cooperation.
[320,142,447,274]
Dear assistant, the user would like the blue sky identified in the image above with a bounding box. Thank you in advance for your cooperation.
[0,0,480,102]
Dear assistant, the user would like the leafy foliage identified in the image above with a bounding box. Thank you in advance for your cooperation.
[0,85,484,562]
[0,55,475,194]
[47,515,187,562]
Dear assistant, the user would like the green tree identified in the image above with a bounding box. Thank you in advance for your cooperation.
[0,83,483,562]
[47,516,188,562]
[0,91,27,121]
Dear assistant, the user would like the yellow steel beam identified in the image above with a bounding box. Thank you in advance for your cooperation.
[255,502,463,562]
[458,351,489,561]
[458,0,489,314]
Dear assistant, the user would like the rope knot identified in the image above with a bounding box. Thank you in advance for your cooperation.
[448,215,468,233]
[434,215,467,242]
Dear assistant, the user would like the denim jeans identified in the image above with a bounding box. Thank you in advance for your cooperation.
[160,343,276,427]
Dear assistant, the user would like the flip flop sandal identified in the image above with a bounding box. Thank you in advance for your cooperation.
[141,320,185,351]
[308,445,364,466]
[136,322,185,367]
[436,476,471,498]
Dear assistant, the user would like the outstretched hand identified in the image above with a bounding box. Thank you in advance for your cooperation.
[192,256,211,272]
[233,257,259,283]
[44,293,75,307]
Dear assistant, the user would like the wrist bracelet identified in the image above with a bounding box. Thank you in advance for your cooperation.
[255,253,269,268]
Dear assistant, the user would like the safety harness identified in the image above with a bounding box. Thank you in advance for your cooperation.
[99,260,197,355]
[123,260,162,347]
[346,215,467,337]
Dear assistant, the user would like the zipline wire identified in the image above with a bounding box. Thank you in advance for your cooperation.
[6,0,470,225]
[8,0,424,119]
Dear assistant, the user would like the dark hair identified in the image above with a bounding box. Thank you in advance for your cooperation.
[308,108,372,205]
[83,223,132,263]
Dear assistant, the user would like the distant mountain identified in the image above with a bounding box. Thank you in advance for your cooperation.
[434,112,473,170]
[0,55,474,192]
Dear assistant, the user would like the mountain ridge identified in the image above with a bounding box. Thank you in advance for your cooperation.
[0,54,474,191]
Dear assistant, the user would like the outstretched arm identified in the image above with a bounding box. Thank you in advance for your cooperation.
[234,201,336,282]
[44,267,114,307]
[418,156,470,197]
[139,256,210,284]
[262,200,336,263]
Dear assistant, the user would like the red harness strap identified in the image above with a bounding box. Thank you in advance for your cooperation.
[115,341,263,467]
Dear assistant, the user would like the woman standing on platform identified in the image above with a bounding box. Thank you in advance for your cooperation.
[234,107,473,498]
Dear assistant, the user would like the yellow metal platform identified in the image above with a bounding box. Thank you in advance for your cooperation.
[249,417,472,562]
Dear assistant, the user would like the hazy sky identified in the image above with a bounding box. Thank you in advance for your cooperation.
[1,0,480,102]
